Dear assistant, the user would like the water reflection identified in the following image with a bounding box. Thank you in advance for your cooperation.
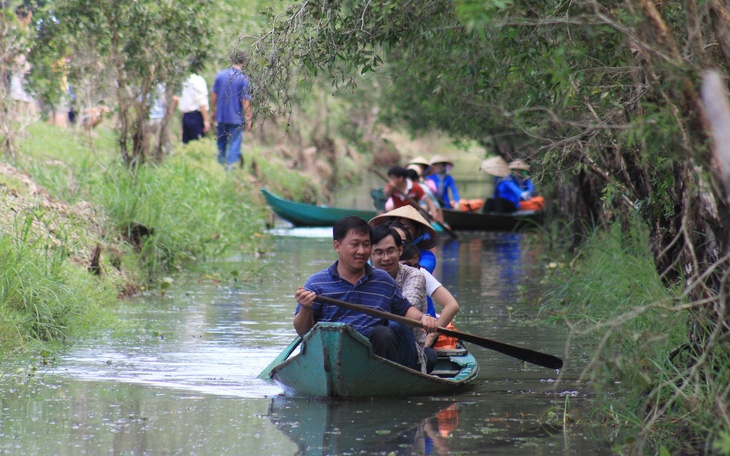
[269,398,459,455]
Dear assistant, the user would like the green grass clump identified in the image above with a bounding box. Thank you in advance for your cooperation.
[0,227,116,353]
[540,220,730,454]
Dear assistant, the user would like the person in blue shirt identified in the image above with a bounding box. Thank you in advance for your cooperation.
[294,216,438,370]
[509,159,534,199]
[210,51,252,170]
[426,155,460,210]
[480,156,524,213]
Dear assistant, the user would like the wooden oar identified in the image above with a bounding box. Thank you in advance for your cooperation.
[257,336,302,379]
[374,169,459,239]
[315,295,563,370]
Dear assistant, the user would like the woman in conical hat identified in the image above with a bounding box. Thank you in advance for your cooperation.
[480,156,523,213]
[369,205,439,250]
[508,159,534,198]
[370,205,439,273]
[426,155,460,210]
[508,159,543,211]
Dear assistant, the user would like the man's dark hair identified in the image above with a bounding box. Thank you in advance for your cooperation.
[405,168,419,181]
[372,224,402,246]
[333,216,371,243]
[387,166,408,178]
[230,50,248,66]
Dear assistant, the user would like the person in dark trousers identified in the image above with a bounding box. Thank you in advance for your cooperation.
[210,51,252,170]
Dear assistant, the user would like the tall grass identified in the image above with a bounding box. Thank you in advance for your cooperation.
[13,124,321,272]
[540,220,730,454]
[0,215,115,353]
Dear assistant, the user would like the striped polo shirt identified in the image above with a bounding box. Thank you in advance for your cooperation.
[295,261,413,337]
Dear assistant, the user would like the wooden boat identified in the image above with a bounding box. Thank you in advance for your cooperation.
[371,187,542,231]
[261,322,479,397]
[441,207,542,231]
[261,187,378,227]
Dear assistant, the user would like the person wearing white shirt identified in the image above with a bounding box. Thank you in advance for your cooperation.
[177,73,210,143]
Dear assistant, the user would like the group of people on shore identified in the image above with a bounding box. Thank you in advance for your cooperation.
[3,1,252,170]
[177,51,252,169]
[295,204,461,374]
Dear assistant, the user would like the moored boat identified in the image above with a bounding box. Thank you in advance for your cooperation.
[261,322,479,397]
[261,187,378,227]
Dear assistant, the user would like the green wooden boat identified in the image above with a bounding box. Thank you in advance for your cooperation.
[261,188,378,227]
[260,322,479,397]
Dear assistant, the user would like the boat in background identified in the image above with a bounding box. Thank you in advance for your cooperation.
[261,187,378,227]
[441,207,541,231]
[262,322,479,397]
[372,187,542,231]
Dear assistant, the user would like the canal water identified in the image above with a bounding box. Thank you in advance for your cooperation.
[0,228,619,455]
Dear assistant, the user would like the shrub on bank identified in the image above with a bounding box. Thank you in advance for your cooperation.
[540,221,730,454]
[0,224,115,353]
[0,123,320,354]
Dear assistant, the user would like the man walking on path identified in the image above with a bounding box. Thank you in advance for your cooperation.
[210,51,252,169]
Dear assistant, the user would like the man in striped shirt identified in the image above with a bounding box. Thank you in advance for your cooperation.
[294,216,438,369]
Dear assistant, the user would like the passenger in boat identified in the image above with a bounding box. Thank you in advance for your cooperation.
[294,216,439,371]
[406,167,443,224]
[400,242,461,350]
[480,156,521,213]
[508,159,544,211]
[370,225,437,373]
[426,155,461,210]
[384,166,439,221]
[369,205,439,274]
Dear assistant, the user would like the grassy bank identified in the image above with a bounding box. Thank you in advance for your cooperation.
[0,123,321,355]
[540,220,730,454]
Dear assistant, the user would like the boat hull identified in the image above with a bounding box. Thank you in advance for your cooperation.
[441,208,542,231]
[261,188,377,227]
[268,323,479,397]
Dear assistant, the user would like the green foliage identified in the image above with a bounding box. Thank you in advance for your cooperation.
[540,220,730,453]
[14,126,270,272]
[0,218,116,353]
[30,0,212,162]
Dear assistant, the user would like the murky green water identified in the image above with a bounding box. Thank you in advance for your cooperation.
[0,227,618,455]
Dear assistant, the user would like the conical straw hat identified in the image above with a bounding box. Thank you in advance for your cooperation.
[479,156,511,177]
[509,159,530,170]
[429,154,454,167]
[369,205,439,249]
[408,156,431,168]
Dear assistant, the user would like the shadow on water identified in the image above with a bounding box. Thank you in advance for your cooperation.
[0,227,619,455]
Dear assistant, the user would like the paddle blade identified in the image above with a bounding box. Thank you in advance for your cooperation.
[438,327,563,369]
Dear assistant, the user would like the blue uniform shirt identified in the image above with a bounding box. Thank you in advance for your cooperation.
[295,262,413,337]
[212,68,251,125]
